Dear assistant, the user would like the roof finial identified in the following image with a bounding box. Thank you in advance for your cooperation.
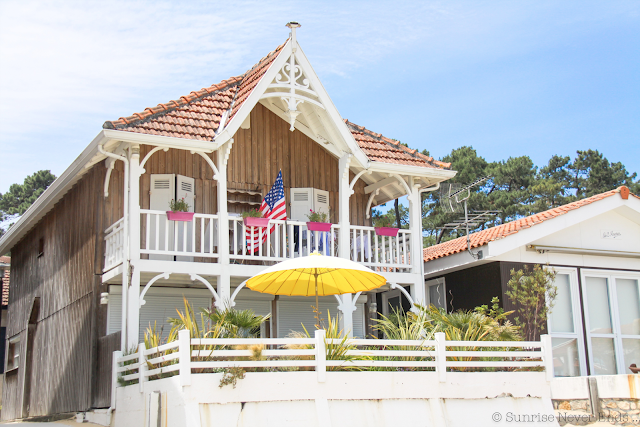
[286,22,301,48]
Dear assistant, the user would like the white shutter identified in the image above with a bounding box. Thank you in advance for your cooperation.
[290,188,313,222]
[150,174,175,260]
[234,299,272,338]
[175,175,195,262]
[107,286,122,335]
[353,303,365,338]
[278,297,340,338]
[313,189,330,218]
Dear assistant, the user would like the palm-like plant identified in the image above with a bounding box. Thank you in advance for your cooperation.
[202,307,271,338]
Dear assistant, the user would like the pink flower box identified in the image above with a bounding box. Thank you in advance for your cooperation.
[166,211,194,222]
[243,217,270,227]
[375,227,399,237]
[307,222,332,232]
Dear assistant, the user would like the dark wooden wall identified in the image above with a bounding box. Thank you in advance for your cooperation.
[2,165,105,420]
[92,331,121,408]
[437,262,503,312]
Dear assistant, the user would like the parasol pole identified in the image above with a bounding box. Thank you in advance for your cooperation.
[314,268,320,329]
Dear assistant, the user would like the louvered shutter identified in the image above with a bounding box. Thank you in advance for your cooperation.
[175,175,195,262]
[290,188,313,222]
[138,294,211,342]
[313,189,330,218]
[149,174,175,261]
[276,297,366,338]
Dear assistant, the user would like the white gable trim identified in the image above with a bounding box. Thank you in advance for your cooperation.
[216,39,371,169]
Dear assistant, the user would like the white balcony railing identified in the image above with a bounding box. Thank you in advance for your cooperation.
[105,213,415,273]
[104,217,125,272]
[140,209,219,259]
[350,226,412,272]
[229,217,340,262]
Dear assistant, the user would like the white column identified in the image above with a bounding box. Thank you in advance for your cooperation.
[408,177,426,306]
[127,145,142,349]
[337,154,354,336]
[216,143,231,309]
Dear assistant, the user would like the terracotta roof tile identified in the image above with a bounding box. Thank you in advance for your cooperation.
[0,256,9,264]
[345,120,451,169]
[103,40,450,169]
[423,187,638,262]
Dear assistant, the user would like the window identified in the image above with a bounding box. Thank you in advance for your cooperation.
[425,278,446,310]
[547,268,586,377]
[7,337,20,371]
[582,270,640,375]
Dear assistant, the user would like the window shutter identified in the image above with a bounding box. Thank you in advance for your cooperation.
[175,175,195,262]
[289,188,313,222]
[313,189,330,218]
[150,174,175,260]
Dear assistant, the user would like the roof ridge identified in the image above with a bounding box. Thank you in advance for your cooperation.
[103,76,242,130]
[423,186,637,261]
[344,119,451,169]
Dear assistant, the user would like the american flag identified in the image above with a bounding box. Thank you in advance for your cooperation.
[246,170,287,252]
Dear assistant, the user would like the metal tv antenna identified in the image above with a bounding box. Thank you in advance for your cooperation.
[438,176,498,260]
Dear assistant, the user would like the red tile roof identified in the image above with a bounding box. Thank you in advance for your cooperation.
[345,120,451,169]
[103,41,450,170]
[423,187,638,262]
[0,256,9,264]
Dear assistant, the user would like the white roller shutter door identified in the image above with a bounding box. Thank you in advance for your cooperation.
[277,297,365,338]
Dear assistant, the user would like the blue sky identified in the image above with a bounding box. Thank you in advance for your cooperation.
[0,0,638,195]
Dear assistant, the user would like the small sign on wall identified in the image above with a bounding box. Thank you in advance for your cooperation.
[601,230,623,239]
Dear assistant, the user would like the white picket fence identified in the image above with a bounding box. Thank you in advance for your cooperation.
[111,331,554,406]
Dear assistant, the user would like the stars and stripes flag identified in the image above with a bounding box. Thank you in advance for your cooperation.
[247,170,287,252]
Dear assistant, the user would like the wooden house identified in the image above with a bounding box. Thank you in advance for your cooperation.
[422,186,640,378]
[0,25,455,420]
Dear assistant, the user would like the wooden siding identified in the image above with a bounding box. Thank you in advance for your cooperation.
[92,331,121,408]
[228,103,371,226]
[2,165,105,420]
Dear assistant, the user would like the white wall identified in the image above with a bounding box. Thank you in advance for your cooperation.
[114,372,555,427]
[551,374,640,400]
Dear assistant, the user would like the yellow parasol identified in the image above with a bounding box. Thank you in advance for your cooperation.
[246,252,386,327]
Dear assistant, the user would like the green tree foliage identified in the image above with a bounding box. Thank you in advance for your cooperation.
[422,148,639,246]
[505,265,558,341]
[0,170,57,227]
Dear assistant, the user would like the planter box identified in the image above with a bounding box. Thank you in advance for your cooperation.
[306,222,332,232]
[166,211,194,222]
[244,217,270,227]
[375,227,399,237]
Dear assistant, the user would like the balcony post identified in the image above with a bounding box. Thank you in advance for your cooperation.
[408,177,426,306]
[337,154,354,337]
[216,141,231,308]
[127,144,142,350]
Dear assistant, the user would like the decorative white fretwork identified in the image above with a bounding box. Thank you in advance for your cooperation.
[261,49,325,131]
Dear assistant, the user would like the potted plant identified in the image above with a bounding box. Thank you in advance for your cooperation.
[306,209,331,232]
[242,209,269,227]
[167,198,194,221]
[373,216,399,236]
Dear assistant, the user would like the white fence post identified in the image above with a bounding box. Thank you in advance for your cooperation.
[541,334,554,382]
[111,350,122,409]
[315,329,326,383]
[435,332,446,383]
[138,343,146,393]
[179,329,192,386]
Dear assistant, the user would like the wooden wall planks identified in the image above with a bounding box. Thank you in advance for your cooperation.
[228,103,371,225]
[2,165,105,420]
[92,331,121,408]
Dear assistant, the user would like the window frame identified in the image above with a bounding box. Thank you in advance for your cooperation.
[545,266,587,377]
[425,278,447,311]
[581,268,640,375]
[6,335,20,372]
